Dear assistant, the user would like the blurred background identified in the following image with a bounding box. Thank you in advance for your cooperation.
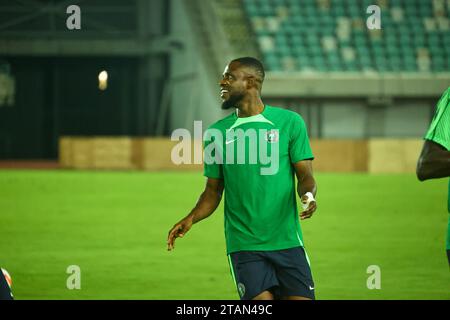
[0,0,448,170]
[0,0,449,299]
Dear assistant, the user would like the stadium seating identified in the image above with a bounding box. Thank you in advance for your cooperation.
[243,0,450,72]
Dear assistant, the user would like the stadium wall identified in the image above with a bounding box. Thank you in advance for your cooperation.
[0,0,171,160]
[58,137,422,174]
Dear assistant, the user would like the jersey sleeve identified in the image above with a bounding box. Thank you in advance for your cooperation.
[203,128,224,179]
[425,87,450,151]
[289,113,314,164]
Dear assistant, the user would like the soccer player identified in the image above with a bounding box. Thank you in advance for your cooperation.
[416,87,450,265]
[167,57,318,300]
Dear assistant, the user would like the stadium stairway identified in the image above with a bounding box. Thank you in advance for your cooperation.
[212,0,261,59]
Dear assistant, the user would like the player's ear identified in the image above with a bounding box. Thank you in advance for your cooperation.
[246,76,255,90]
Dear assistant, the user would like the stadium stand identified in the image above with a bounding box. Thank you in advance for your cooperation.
[242,0,450,72]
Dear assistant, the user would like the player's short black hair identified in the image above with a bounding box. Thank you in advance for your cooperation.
[231,57,265,83]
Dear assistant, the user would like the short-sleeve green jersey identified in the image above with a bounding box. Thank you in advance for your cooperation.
[424,87,450,214]
[203,105,314,254]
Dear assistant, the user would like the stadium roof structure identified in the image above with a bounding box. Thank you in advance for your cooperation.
[263,71,450,97]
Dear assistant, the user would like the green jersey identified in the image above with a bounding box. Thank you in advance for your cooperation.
[203,105,314,254]
[424,87,450,250]
[424,87,450,213]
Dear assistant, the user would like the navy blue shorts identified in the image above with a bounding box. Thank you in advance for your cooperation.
[228,246,315,300]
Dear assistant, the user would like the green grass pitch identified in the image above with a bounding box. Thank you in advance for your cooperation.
[0,170,449,300]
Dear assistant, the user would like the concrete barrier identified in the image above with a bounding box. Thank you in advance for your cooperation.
[368,139,422,174]
[59,137,423,173]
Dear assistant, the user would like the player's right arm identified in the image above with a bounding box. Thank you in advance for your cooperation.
[417,87,450,181]
[167,177,224,251]
[416,139,450,181]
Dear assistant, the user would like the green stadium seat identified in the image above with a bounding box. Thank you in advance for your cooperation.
[330,4,345,17]
[344,63,359,72]
[267,53,283,66]
[245,4,259,17]
[432,56,445,70]
[412,35,426,47]
[307,45,323,56]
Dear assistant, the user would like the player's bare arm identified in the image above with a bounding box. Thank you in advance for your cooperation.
[416,140,450,181]
[293,160,317,220]
[167,177,224,251]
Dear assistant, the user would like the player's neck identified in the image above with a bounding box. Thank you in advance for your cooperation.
[236,96,265,118]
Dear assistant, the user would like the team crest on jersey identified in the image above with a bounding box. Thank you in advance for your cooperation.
[237,283,246,298]
[265,130,279,143]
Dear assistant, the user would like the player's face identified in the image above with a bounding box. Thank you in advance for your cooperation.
[219,63,247,110]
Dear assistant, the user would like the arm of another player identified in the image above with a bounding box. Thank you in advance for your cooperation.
[293,160,317,220]
[416,140,450,181]
[167,177,224,251]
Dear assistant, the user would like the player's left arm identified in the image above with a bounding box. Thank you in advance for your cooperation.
[416,140,450,181]
[293,160,317,220]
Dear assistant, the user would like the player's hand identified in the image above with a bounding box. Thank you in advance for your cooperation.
[167,216,193,251]
[300,194,317,220]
